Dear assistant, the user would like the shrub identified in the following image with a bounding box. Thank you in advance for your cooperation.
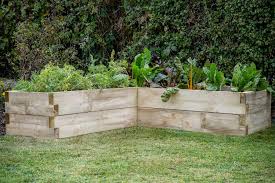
[14,64,92,92]
[14,20,79,79]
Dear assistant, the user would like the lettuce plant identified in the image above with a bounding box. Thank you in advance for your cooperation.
[203,63,225,91]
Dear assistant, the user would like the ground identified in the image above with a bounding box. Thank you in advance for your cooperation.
[0,126,274,182]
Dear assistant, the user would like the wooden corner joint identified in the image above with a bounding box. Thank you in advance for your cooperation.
[4,92,9,102]
[240,93,246,104]
[5,113,10,124]
[239,125,248,136]
[53,104,59,116]
[49,117,55,128]
[48,93,54,105]
[239,114,246,126]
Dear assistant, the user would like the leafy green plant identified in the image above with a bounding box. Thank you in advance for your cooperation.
[14,64,92,92]
[231,63,273,92]
[203,63,225,91]
[183,58,206,90]
[131,48,160,87]
[87,60,129,89]
[161,87,179,102]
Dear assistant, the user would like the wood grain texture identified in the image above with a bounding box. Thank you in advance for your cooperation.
[7,91,51,105]
[138,108,202,131]
[138,108,246,135]
[6,123,57,138]
[8,114,50,126]
[55,107,137,138]
[5,102,57,116]
[138,88,246,114]
[244,91,271,134]
[53,88,137,115]
[4,88,270,138]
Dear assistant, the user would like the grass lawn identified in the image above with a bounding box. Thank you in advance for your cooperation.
[0,126,274,182]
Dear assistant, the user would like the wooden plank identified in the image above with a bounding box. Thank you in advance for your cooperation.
[244,91,268,104]
[201,128,246,136]
[55,107,137,138]
[5,102,57,116]
[138,108,202,131]
[201,113,240,130]
[6,124,56,138]
[138,108,246,136]
[53,88,137,115]
[8,114,50,126]
[7,91,50,105]
[138,88,246,114]
[247,110,269,128]
[248,124,270,134]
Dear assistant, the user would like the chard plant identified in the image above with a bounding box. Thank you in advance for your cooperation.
[203,63,225,91]
[183,58,206,90]
[231,63,273,92]
[131,48,160,87]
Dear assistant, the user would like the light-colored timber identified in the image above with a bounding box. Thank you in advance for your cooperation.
[5,88,271,138]
[138,88,246,114]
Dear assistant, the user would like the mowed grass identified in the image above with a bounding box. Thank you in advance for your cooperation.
[0,126,274,182]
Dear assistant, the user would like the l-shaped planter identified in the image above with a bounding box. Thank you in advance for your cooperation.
[5,88,271,138]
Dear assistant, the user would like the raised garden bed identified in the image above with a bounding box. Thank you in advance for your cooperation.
[5,88,137,138]
[5,88,271,138]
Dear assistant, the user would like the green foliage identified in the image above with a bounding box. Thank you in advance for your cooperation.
[87,60,129,89]
[203,63,225,91]
[0,0,274,85]
[0,79,16,108]
[183,58,206,89]
[14,20,80,79]
[14,64,92,92]
[122,0,274,83]
[131,48,159,87]
[161,87,179,102]
[231,63,273,92]
[0,0,130,78]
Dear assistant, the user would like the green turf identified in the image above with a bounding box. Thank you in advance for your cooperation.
[0,126,274,182]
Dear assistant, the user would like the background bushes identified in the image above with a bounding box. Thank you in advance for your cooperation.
[0,0,274,83]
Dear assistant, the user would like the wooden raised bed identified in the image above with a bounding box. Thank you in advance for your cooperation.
[138,88,271,136]
[5,88,137,138]
[5,88,271,138]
